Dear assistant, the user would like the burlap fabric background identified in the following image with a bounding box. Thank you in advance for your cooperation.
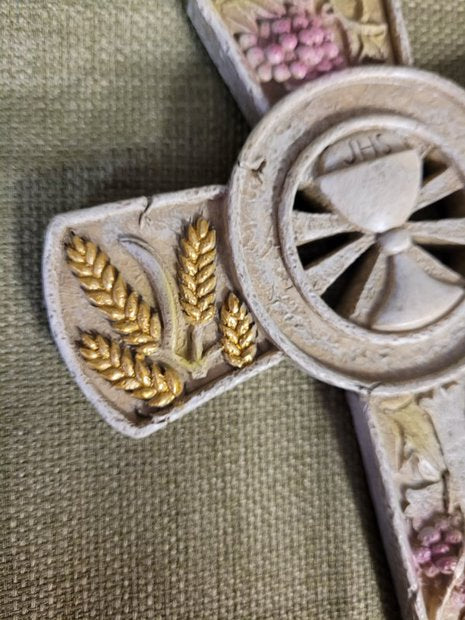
[2,2,464,618]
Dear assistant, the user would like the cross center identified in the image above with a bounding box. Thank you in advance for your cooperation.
[377,227,412,255]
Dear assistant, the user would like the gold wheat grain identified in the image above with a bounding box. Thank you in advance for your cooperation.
[79,333,183,408]
[66,234,161,356]
[220,292,257,368]
[178,218,217,325]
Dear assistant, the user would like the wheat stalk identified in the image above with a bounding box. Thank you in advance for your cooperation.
[220,292,257,368]
[66,234,161,356]
[178,218,217,325]
[79,333,183,408]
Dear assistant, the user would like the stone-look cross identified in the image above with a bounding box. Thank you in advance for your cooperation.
[43,1,465,617]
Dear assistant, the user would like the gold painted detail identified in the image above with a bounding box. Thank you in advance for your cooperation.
[80,333,182,408]
[220,292,257,368]
[178,218,217,325]
[66,218,258,416]
[66,235,161,356]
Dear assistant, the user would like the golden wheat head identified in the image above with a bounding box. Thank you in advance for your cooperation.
[66,234,161,356]
[178,218,217,325]
[79,333,183,408]
[220,292,257,368]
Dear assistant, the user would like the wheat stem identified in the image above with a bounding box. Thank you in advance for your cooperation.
[191,325,204,363]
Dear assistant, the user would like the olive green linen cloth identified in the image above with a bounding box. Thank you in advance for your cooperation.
[1,1,464,618]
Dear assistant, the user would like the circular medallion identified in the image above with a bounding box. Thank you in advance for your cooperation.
[228,67,465,394]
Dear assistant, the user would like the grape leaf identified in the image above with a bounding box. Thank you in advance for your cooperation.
[404,481,445,531]
[218,0,286,34]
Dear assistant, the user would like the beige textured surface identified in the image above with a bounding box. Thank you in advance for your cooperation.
[1,1,463,618]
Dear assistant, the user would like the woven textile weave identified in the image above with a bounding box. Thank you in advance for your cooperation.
[1,1,464,618]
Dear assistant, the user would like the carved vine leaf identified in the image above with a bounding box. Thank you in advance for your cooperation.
[331,0,363,21]
[404,482,445,532]
[389,402,443,529]
[421,382,465,424]
[419,384,465,620]
[358,27,389,61]
[385,399,445,488]
[384,388,465,619]
[328,0,390,62]
[421,383,465,515]
[341,19,388,62]
[331,0,385,24]
[217,0,286,34]
[383,398,448,529]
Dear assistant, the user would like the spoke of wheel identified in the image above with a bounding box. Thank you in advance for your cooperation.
[292,211,356,246]
[372,253,464,331]
[406,218,465,245]
[407,245,464,285]
[305,235,375,296]
[413,167,464,213]
[349,251,389,325]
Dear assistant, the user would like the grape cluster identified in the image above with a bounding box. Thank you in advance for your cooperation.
[412,513,463,579]
[237,4,346,89]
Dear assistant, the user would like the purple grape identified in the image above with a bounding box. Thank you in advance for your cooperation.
[445,529,463,545]
[279,33,298,52]
[431,543,451,557]
[412,513,464,579]
[273,63,291,83]
[271,18,291,34]
[418,526,441,546]
[289,61,308,80]
[265,43,285,65]
[246,46,265,69]
[436,555,458,575]
[413,546,432,565]
[237,3,345,88]
[292,15,309,31]
[239,33,257,50]
[256,62,272,83]
[423,562,440,578]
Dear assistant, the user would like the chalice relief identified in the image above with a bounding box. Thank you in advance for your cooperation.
[282,121,465,335]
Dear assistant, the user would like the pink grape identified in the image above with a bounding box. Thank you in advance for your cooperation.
[238,4,345,87]
[273,63,291,82]
[265,43,284,65]
[246,46,265,68]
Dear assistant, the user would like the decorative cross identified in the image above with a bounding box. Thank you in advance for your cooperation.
[43,1,465,617]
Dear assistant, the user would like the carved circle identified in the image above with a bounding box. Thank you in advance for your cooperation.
[227,67,465,394]
[279,114,465,337]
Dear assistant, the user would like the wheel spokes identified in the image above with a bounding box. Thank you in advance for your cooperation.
[407,245,464,285]
[288,134,465,334]
[304,234,375,295]
[292,211,356,245]
[406,218,465,245]
[413,167,464,214]
[372,253,464,331]
[349,251,389,325]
